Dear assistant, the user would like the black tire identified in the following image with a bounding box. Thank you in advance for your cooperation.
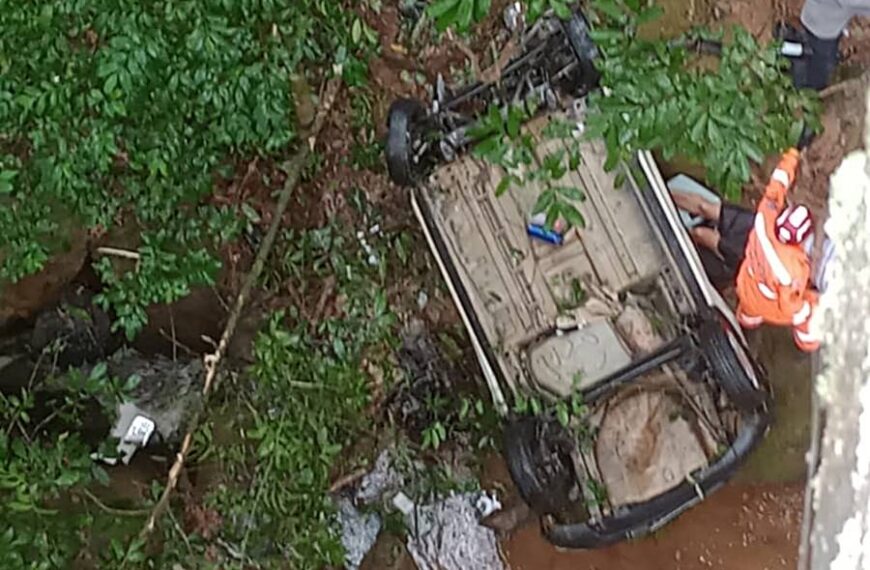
[503,417,576,515]
[386,98,428,187]
[561,11,600,93]
[699,319,766,411]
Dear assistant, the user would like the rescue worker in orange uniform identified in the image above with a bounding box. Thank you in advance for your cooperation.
[734,148,820,352]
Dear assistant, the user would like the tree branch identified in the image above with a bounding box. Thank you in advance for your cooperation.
[134,75,343,543]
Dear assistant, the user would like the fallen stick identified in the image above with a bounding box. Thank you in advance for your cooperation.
[134,75,343,544]
[95,246,141,260]
[819,70,870,100]
[327,467,369,494]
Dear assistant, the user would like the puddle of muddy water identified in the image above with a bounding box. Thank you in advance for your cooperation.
[504,482,803,570]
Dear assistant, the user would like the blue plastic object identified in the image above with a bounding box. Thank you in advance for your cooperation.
[527,223,564,245]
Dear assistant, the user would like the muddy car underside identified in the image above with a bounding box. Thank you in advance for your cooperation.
[412,108,763,543]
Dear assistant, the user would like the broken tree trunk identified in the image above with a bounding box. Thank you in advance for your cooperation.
[803,86,870,570]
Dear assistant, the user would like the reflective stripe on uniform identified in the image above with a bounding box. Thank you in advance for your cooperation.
[738,311,764,327]
[757,282,778,300]
[793,301,812,325]
[794,327,820,344]
[754,213,793,286]
[771,168,791,187]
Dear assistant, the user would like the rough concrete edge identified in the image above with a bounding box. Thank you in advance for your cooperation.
[808,86,870,570]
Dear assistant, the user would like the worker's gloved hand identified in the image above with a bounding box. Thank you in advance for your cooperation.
[796,123,816,151]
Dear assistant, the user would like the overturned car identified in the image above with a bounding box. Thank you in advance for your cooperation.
[385,5,770,549]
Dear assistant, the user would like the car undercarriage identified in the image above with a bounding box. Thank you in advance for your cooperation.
[387,3,771,549]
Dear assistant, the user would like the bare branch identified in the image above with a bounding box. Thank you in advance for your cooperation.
[135,75,343,543]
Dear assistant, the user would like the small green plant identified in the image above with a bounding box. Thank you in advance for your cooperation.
[584,0,820,199]
[427,0,492,33]
[422,420,448,450]
[525,0,575,21]
[0,358,138,567]
[202,220,397,569]
[514,388,592,442]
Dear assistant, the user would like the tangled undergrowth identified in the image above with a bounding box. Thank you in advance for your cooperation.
[0,0,373,339]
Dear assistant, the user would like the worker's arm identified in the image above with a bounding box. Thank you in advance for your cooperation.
[760,148,801,210]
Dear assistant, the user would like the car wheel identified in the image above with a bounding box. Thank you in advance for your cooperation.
[504,417,576,516]
[386,98,428,187]
[561,12,600,92]
[699,319,766,411]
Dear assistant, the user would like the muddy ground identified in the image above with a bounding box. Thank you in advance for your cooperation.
[506,482,804,570]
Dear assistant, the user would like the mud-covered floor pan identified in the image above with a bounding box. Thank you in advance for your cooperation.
[420,113,667,396]
[568,368,729,515]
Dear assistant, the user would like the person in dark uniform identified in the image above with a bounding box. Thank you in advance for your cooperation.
[787,0,870,90]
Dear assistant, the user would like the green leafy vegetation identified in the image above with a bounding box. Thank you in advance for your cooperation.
[438,0,817,203]
[584,0,820,199]
[427,0,493,33]
[0,360,135,567]
[0,0,373,339]
[196,222,398,568]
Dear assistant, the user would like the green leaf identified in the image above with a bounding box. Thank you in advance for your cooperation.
[593,0,625,20]
[555,185,584,201]
[561,204,585,228]
[741,140,764,164]
[545,201,561,227]
[507,106,522,139]
[556,403,570,427]
[474,0,492,21]
[635,6,664,25]
[103,73,118,95]
[613,171,626,190]
[789,120,805,148]
[551,0,573,19]
[495,176,512,196]
[92,465,111,486]
[532,189,556,215]
[0,169,16,194]
[352,19,362,45]
[603,129,620,171]
[457,0,475,31]
[427,0,461,19]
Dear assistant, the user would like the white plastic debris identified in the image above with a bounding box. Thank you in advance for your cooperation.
[403,492,506,570]
[475,492,502,519]
[392,491,416,516]
[503,2,524,31]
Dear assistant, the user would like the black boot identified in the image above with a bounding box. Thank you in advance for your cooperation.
[803,31,841,90]
[773,21,840,91]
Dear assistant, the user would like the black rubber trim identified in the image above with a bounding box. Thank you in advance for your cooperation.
[582,336,690,404]
[544,408,769,548]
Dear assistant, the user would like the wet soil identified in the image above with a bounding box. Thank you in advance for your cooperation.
[504,482,803,570]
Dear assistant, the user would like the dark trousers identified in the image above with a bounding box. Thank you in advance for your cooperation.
[793,33,841,90]
[698,204,755,291]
